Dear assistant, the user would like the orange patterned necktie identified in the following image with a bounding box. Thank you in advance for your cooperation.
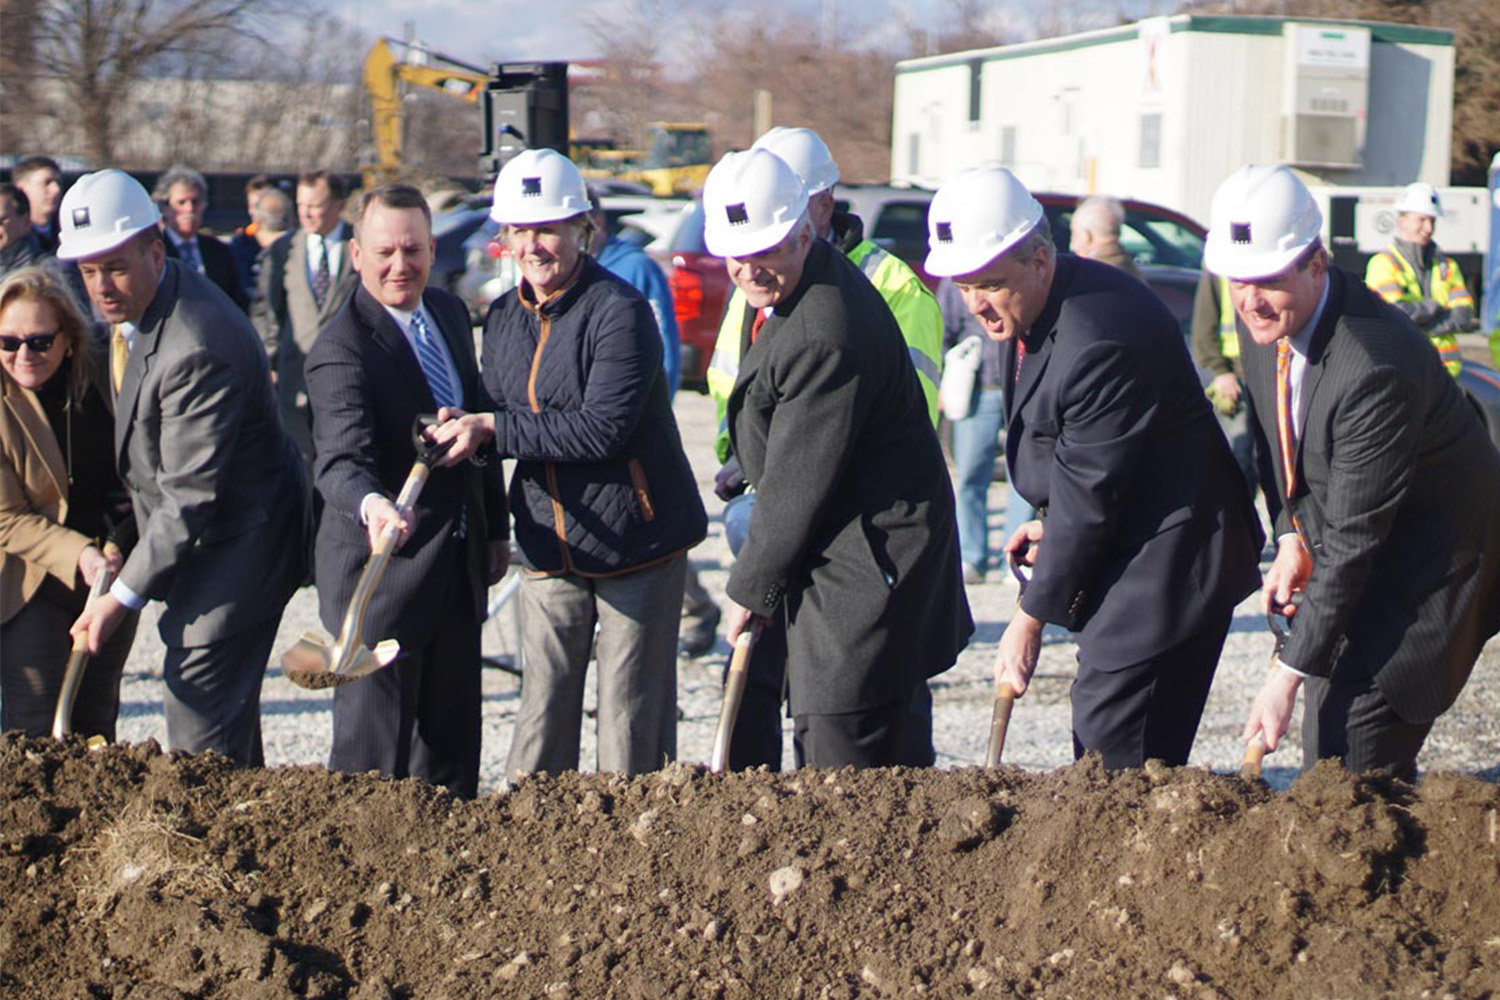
[1275,338,1296,497]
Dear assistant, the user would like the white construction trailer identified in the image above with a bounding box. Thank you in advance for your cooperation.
[891,13,1457,222]
[891,13,1489,293]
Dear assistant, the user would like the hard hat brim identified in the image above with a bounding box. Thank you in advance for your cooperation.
[705,215,801,261]
[55,221,159,262]
[1203,238,1310,283]
[489,205,587,226]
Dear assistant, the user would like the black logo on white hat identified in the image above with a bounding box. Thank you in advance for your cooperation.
[936,222,953,244]
[521,177,542,197]
[72,207,91,229]
[1231,222,1252,245]
[726,203,749,227]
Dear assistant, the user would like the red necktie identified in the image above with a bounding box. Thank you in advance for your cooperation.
[1275,338,1297,497]
[1013,337,1027,386]
[750,309,767,344]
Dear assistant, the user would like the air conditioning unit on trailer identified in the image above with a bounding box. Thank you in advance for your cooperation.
[1282,23,1369,169]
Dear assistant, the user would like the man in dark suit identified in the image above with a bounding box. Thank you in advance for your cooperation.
[703,148,973,769]
[926,167,1263,769]
[152,166,249,313]
[60,169,309,766]
[304,184,508,799]
[254,171,360,459]
[1211,165,1500,780]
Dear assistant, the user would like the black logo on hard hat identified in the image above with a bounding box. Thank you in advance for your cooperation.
[521,177,542,197]
[936,222,953,244]
[72,207,91,229]
[726,203,749,227]
[1230,222,1252,245]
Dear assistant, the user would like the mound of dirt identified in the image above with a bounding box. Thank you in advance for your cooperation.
[2,734,1497,1000]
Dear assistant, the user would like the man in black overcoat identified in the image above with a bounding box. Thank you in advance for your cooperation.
[704,148,973,768]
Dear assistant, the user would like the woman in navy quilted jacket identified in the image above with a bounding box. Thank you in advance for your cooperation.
[432,149,707,780]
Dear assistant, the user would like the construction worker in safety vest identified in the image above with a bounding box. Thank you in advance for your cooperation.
[1189,268,1281,530]
[1364,182,1477,377]
[706,127,947,771]
[708,127,943,486]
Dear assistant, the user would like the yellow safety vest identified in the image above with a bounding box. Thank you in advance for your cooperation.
[708,239,943,463]
[1365,245,1473,377]
[1216,275,1240,361]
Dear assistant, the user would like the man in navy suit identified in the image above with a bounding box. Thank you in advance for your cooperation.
[304,184,508,798]
[926,167,1263,768]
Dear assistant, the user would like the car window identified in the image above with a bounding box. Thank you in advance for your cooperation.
[867,201,933,267]
[1121,211,1204,269]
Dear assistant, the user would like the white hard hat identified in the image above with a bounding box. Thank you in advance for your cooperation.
[54,169,162,261]
[490,148,590,225]
[924,167,1045,278]
[1393,182,1442,218]
[1203,164,1323,281]
[702,149,809,259]
[751,127,839,195]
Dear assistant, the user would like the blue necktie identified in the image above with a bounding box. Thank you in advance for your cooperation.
[411,310,459,409]
[180,239,202,274]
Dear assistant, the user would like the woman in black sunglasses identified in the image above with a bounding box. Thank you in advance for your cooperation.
[0,265,137,739]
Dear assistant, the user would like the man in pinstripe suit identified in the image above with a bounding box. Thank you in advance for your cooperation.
[1212,166,1500,780]
[304,185,508,799]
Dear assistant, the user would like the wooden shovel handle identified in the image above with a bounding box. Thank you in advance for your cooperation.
[985,682,1016,768]
[1241,737,1267,780]
[709,626,759,773]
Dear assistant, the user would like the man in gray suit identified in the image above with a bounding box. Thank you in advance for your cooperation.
[1212,165,1500,780]
[61,169,309,766]
[253,170,359,458]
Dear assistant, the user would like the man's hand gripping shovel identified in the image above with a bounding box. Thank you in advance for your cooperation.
[282,417,454,691]
[52,544,120,740]
[1241,598,1296,780]
[985,548,1031,767]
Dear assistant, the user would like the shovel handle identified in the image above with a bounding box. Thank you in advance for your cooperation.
[1241,736,1267,780]
[709,627,758,773]
[52,555,117,740]
[985,682,1016,768]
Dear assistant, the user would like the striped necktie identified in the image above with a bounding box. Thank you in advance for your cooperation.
[111,324,129,393]
[1275,338,1297,497]
[411,310,459,409]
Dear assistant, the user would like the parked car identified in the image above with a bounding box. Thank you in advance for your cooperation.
[654,185,1212,390]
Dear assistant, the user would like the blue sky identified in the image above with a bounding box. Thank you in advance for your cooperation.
[328,0,1181,68]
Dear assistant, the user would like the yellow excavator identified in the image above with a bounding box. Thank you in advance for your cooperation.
[364,39,712,194]
[363,37,489,186]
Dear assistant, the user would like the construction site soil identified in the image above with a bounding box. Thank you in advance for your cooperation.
[3,736,1498,1000]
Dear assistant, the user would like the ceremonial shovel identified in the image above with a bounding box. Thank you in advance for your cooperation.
[1241,600,1296,780]
[51,547,119,740]
[709,622,762,773]
[282,422,451,691]
[985,549,1031,767]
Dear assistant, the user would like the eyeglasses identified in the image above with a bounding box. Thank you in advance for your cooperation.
[0,333,60,354]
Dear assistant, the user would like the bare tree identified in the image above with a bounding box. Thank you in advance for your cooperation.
[27,0,279,164]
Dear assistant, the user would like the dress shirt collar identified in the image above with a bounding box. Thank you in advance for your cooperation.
[164,228,195,252]
[308,224,345,248]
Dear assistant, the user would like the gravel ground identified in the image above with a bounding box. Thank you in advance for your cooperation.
[116,390,1500,792]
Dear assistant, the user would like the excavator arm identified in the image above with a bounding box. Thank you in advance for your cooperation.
[365,37,490,184]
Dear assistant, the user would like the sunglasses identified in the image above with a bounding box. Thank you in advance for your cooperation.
[0,333,60,354]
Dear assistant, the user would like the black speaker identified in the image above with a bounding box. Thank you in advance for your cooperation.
[479,62,569,181]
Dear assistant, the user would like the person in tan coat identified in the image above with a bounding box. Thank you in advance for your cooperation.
[0,267,137,738]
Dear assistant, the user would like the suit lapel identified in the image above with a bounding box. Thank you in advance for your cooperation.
[115,262,179,462]
[1293,271,1345,471]
[356,287,434,409]
[3,381,67,499]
